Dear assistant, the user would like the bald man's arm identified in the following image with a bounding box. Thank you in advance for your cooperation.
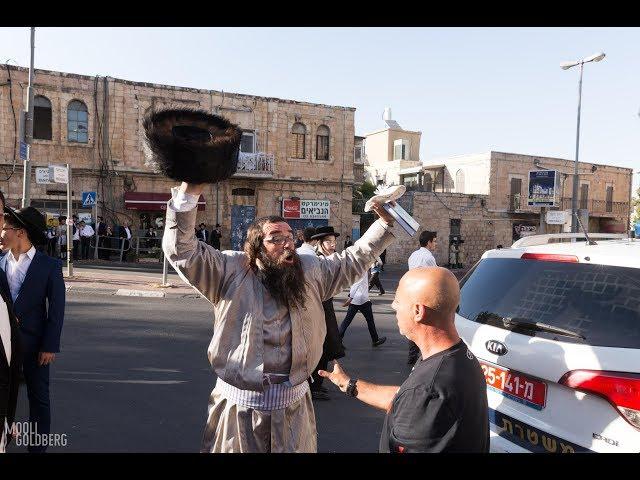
[318,361,400,412]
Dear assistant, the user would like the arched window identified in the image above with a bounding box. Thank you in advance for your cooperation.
[33,95,52,140]
[316,125,330,160]
[456,169,465,193]
[291,122,306,159]
[67,100,88,143]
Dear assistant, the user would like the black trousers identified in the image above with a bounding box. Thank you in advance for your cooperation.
[72,240,80,260]
[368,272,385,294]
[338,301,380,343]
[80,237,91,259]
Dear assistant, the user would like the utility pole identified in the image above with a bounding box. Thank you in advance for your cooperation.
[22,27,35,208]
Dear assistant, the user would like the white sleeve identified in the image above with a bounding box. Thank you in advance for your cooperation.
[169,186,199,212]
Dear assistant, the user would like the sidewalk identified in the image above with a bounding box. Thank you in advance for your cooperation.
[64,262,471,299]
[64,268,199,299]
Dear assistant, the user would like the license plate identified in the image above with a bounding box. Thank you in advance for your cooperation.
[479,360,547,410]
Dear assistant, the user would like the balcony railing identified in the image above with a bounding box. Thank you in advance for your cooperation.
[505,194,629,215]
[560,197,629,215]
[233,152,275,177]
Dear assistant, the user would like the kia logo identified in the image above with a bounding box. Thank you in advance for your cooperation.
[485,340,508,356]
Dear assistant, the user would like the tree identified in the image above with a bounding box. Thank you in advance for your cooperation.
[353,180,377,200]
[632,186,640,226]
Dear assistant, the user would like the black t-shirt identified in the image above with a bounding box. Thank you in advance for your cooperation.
[379,339,489,453]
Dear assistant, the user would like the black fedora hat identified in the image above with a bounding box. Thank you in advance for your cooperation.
[4,205,47,246]
[311,226,340,240]
[143,108,243,184]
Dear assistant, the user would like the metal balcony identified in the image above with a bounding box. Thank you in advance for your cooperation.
[233,152,275,178]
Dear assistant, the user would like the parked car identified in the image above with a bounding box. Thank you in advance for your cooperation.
[456,233,640,453]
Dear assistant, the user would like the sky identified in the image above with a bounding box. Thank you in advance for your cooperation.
[1,27,638,190]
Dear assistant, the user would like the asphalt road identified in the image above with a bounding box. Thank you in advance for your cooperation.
[8,278,413,453]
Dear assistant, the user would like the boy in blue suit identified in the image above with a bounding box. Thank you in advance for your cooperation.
[0,205,65,453]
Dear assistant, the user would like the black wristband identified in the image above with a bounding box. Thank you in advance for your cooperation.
[346,378,358,397]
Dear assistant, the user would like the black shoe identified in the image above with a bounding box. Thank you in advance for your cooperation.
[311,390,330,401]
[378,291,385,296]
[372,337,387,347]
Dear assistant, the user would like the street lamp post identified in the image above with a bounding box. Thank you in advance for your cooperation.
[561,52,606,233]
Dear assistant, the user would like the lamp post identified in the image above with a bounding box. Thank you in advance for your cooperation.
[561,52,606,233]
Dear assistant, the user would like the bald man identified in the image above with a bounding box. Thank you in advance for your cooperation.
[319,267,489,453]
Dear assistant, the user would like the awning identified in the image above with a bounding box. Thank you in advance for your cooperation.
[124,192,205,211]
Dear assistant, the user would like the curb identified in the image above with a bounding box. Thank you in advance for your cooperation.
[65,284,203,299]
[115,289,166,298]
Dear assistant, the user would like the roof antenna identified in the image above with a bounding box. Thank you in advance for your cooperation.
[574,212,597,245]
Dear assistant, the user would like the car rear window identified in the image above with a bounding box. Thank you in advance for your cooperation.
[458,258,640,348]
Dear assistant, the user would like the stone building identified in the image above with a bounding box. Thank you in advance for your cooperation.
[380,150,633,267]
[0,64,356,250]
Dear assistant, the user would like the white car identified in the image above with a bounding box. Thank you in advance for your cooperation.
[455,233,640,453]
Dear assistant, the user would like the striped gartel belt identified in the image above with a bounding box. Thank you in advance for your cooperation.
[214,375,310,411]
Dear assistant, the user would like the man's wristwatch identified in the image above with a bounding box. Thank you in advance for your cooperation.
[346,378,358,397]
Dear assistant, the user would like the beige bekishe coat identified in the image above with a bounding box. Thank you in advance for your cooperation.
[163,203,398,452]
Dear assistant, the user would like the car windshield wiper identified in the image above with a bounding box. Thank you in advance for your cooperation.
[502,317,586,340]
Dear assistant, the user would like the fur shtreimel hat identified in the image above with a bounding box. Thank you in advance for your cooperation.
[143,109,243,183]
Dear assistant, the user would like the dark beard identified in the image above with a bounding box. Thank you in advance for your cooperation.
[257,250,307,309]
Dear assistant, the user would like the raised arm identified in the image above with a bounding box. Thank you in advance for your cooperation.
[315,203,398,301]
[162,182,239,305]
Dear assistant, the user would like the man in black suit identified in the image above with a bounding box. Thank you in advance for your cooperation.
[0,205,63,453]
[209,224,222,250]
[119,223,133,262]
[0,190,21,453]
[196,223,209,243]
[96,216,108,260]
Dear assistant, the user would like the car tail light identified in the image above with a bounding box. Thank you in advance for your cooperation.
[559,370,640,429]
[521,253,579,263]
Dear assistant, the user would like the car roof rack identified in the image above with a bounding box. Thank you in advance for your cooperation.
[511,233,627,248]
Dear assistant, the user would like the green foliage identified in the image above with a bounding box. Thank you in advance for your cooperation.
[632,186,640,225]
[353,180,377,200]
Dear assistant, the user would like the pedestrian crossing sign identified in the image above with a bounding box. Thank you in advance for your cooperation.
[82,191,97,207]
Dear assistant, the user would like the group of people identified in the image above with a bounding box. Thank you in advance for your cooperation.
[195,223,222,250]
[0,193,66,453]
[43,215,141,262]
[0,177,487,453]
[163,181,489,453]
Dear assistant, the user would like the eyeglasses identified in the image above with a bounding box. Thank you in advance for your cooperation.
[1,227,22,232]
[322,240,337,246]
[264,235,295,246]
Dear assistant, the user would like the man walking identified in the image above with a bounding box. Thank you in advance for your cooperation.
[320,267,489,453]
[339,271,386,347]
[196,223,209,243]
[163,181,398,452]
[0,206,65,453]
[406,230,438,364]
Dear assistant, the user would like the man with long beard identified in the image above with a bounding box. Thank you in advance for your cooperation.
[163,181,398,453]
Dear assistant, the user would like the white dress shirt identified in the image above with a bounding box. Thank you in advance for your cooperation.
[124,227,132,240]
[80,225,95,237]
[5,246,36,302]
[72,228,80,241]
[296,242,316,257]
[407,247,437,270]
[348,272,370,306]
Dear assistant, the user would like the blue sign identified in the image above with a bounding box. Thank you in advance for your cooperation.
[19,141,28,160]
[528,170,558,207]
[635,222,640,237]
[82,191,97,207]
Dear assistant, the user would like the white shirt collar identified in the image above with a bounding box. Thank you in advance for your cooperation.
[7,245,36,263]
